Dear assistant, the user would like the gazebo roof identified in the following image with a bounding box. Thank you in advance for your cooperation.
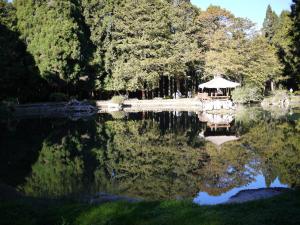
[199,77,240,89]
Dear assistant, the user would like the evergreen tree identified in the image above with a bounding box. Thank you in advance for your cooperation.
[81,0,118,93]
[290,0,300,88]
[102,0,170,92]
[262,5,279,44]
[272,11,294,87]
[0,0,46,102]
[84,0,201,95]
[0,0,293,99]
[163,0,202,92]
[15,0,88,91]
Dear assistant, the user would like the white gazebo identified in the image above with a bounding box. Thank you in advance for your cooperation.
[198,76,241,99]
[198,76,241,89]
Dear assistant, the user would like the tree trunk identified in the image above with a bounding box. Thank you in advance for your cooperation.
[169,77,172,97]
[270,80,274,92]
[161,76,164,98]
[176,78,180,92]
[142,90,145,100]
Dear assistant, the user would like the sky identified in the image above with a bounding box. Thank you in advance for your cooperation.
[191,0,293,29]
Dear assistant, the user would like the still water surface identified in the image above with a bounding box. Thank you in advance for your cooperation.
[1,106,299,205]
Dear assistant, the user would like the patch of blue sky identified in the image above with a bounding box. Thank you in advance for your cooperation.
[191,0,293,29]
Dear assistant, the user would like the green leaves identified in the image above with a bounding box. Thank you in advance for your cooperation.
[103,0,170,91]
[262,5,279,44]
[22,141,84,198]
[15,0,85,84]
[82,0,202,92]
[198,6,283,89]
[232,86,263,104]
[290,0,300,88]
[3,0,299,99]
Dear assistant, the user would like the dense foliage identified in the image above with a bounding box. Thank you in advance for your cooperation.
[263,3,300,90]
[0,0,46,101]
[231,86,263,104]
[0,0,300,102]
[290,0,300,88]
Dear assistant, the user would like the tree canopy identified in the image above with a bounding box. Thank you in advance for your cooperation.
[290,0,300,88]
[262,5,279,44]
[0,0,299,102]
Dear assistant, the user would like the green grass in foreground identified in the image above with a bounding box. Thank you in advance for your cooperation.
[0,190,300,225]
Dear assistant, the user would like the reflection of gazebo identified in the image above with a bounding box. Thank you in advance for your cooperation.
[204,136,240,146]
[198,112,239,146]
[198,76,240,100]
[198,112,234,130]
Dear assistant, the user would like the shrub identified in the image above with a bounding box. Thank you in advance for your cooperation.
[110,96,125,104]
[232,86,263,104]
[49,93,68,102]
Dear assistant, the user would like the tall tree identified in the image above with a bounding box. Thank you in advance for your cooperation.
[81,0,118,93]
[197,6,282,90]
[83,0,201,96]
[244,35,282,90]
[0,0,46,102]
[272,11,294,88]
[262,5,279,44]
[196,6,240,80]
[15,0,89,92]
[163,0,202,92]
[102,0,171,92]
[290,0,300,88]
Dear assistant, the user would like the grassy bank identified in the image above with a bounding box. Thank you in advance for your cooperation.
[0,190,300,225]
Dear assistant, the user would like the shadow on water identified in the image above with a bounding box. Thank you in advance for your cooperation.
[0,106,299,205]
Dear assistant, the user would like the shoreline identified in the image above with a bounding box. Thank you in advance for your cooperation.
[0,182,290,206]
[10,98,236,116]
[2,96,299,119]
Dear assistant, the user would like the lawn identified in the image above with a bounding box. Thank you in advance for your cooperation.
[1,190,299,225]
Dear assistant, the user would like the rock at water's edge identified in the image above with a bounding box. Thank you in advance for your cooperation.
[226,188,289,204]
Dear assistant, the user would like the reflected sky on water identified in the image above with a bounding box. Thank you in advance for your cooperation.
[194,166,289,205]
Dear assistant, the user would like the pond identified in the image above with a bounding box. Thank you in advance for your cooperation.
[0,106,299,205]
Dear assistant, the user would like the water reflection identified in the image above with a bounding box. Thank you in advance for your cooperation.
[198,112,239,146]
[194,174,289,205]
[0,107,299,204]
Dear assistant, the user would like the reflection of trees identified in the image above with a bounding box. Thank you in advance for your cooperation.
[93,118,263,199]
[22,141,83,198]
[0,119,51,186]
[199,142,256,196]
[242,120,300,187]
[235,106,266,135]
[15,111,300,200]
[20,118,108,198]
[93,120,206,199]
